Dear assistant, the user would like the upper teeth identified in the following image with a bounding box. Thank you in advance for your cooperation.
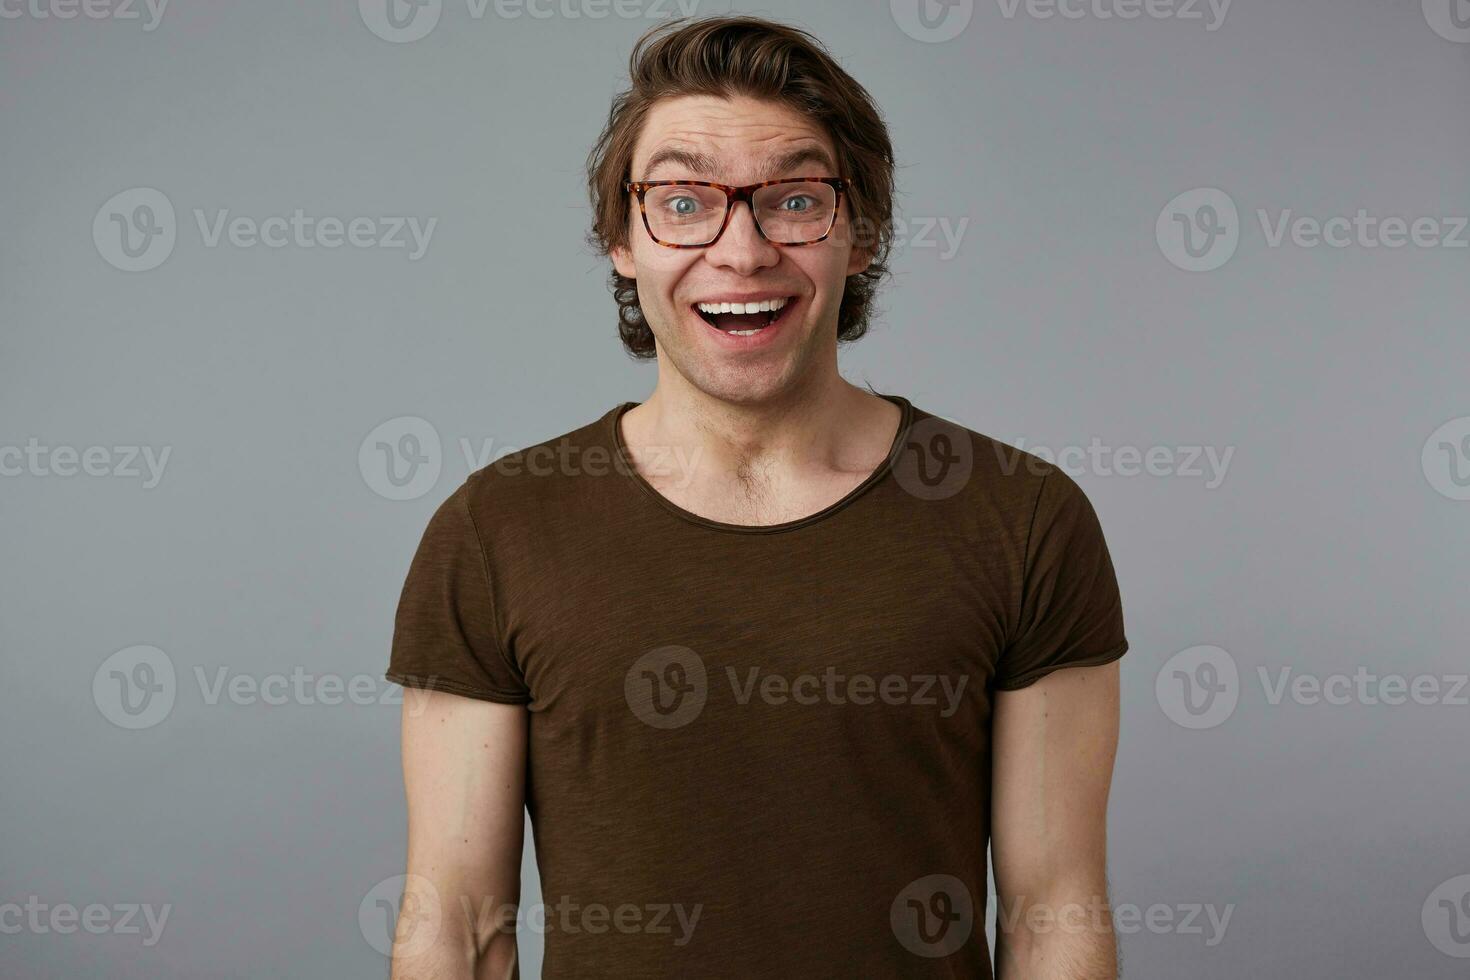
[696,297,789,315]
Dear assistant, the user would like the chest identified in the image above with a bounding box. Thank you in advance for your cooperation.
[501,525,1013,723]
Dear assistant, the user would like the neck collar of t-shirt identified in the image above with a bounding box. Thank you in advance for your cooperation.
[607,393,914,535]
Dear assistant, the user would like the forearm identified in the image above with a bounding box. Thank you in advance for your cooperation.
[390,937,506,980]
[388,874,521,980]
[994,882,1117,980]
[389,932,518,980]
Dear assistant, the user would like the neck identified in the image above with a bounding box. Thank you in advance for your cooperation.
[628,370,891,481]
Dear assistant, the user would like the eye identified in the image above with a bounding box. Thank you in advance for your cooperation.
[777,194,816,213]
[657,195,708,218]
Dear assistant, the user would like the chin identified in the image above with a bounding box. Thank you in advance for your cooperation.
[689,352,816,407]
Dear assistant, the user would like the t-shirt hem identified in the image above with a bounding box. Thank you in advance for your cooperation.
[384,672,531,705]
[992,638,1129,691]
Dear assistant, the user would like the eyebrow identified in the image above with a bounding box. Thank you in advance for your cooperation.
[639,145,837,181]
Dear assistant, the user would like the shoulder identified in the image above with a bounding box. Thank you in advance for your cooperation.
[895,402,1119,562]
[901,401,1073,518]
[456,407,620,535]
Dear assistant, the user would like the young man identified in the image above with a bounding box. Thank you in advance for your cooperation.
[385,16,1128,979]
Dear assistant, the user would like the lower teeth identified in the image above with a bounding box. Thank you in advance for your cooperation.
[725,310,779,336]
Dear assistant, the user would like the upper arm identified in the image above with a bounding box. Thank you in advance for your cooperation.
[990,659,1120,905]
[396,688,527,972]
[990,467,1126,894]
[987,467,1127,976]
[385,478,533,974]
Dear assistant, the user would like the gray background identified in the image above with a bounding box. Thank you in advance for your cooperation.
[3,0,1468,976]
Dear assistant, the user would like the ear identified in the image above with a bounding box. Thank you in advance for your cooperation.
[611,242,636,279]
[845,243,873,277]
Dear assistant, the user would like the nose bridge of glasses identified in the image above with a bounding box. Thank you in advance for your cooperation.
[724,188,768,241]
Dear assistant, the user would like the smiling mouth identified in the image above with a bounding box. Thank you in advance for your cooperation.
[693,296,795,336]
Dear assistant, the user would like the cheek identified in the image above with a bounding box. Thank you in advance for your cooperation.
[636,247,698,295]
[796,246,850,295]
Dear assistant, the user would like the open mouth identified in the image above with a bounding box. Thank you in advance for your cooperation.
[693,296,796,337]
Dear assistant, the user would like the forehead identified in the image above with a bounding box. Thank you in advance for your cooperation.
[631,94,837,181]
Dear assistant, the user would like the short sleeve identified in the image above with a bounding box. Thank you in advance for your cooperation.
[994,468,1128,691]
[385,480,531,704]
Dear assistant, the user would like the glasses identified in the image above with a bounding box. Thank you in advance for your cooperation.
[624,176,847,248]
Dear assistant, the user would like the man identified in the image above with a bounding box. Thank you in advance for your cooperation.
[385,15,1128,979]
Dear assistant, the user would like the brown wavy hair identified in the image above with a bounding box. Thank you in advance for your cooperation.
[584,15,897,360]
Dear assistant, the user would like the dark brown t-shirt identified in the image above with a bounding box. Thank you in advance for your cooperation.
[386,393,1128,978]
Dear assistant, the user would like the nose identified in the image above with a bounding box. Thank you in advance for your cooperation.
[703,198,780,275]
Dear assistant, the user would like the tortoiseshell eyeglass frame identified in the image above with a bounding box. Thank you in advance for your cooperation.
[623,176,848,248]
